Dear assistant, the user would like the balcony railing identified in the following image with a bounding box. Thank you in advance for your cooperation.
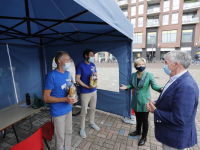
[117,1,128,6]
[183,2,200,9]
[147,7,160,14]
[146,19,160,27]
[182,16,199,24]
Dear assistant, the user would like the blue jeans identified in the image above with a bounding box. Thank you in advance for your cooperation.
[192,59,198,64]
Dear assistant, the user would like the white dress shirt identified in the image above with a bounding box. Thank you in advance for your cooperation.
[160,70,188,98]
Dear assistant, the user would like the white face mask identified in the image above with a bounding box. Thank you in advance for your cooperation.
[62,63,71,70]
[88,57,95,63]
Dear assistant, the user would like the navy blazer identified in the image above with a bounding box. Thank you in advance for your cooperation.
[154,71,199,149]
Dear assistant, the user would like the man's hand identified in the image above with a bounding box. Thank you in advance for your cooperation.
[65,95,76,105]
[148,98,156,106]
[146,98,156,113]
[93,72,98,77]
[87,85,98,89]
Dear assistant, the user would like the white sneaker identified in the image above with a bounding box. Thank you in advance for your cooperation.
[122,115,136,125]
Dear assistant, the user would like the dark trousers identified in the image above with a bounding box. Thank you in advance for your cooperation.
[135,112,149,138]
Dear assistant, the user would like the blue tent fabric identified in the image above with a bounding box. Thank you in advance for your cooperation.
[0,44,43,109]
[0,44,16,109]
[0,0,133,117]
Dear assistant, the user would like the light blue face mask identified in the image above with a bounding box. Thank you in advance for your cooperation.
[88,57,95,63]
[163,65,171,75]
[62,63,71,70]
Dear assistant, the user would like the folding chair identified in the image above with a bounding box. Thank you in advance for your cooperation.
[11,128,44,150]
[41,121,54,150]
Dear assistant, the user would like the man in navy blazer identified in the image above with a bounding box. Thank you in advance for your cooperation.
[146,51,199,150]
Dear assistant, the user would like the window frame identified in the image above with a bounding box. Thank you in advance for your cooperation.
[133,32,143,44]
[147,32,157,44]
[171,13,179,24]
[173,0,179,10]
[138,4,144,15]
[131,18,136,27]
[163,0,170,12]
[162,14,169,25]
[181,29,193,43]
[138,17,143,27]
[131,6,136,16]
[162,30,177,43]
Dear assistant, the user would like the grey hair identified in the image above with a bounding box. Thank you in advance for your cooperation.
[55,51,69,64]
[163,51,191,69]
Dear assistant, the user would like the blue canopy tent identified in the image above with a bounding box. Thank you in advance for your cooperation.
[0,0,133,117]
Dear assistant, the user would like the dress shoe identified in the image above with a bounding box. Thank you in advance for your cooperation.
[129,130,141,136]
[138,137,146,146]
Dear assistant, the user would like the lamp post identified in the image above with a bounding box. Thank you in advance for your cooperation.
[151,40,154,62]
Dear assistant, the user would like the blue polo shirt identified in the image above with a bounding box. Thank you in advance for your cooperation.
[44,69,72,117]
[76,61,97,94]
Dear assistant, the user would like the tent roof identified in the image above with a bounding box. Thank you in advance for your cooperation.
[0,0,133,46]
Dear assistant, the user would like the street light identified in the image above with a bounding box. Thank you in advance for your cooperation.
[151,40,154,63]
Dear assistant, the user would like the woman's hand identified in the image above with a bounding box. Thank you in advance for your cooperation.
[120,84,127,90]
[160,88,163,91]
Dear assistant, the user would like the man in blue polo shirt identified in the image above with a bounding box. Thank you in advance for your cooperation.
[43,51,76,150]
[76,49,100,138]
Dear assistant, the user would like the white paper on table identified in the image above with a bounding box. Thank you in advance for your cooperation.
[19,103,29,107]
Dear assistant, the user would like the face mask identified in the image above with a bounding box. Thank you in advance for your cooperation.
[136,66,146,72]
[88,57,95,63]
[163,65,171,75]
[62,63,71,70]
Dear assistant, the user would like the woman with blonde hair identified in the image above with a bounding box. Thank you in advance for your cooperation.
[120,57,163,146]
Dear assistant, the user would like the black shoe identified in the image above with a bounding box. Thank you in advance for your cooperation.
[129,131,141,136]
[138,137,146,146]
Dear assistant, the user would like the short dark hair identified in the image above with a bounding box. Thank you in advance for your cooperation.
[55,51,69,64]
[83,49,94,58]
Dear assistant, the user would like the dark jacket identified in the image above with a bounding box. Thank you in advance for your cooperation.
[154,71,199,149]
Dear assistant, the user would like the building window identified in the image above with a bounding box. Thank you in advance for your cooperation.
[131,6,136,16]
[131,18,136,27]
[147,32,156,44]
[182,29,193,43]
[163,0,170,12]
[163,14,169,25]
[133,33,143,44]
[138,17,143,27]
[138,4,144,15]
[173,0,179,10]
[162,30,177,43]
[131,0,136,3]
[172,13,178,24]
